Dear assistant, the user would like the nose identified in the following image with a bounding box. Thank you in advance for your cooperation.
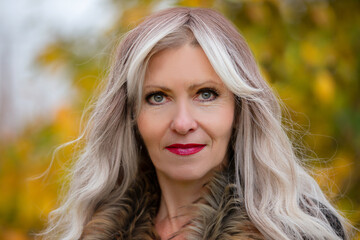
[170,101,198,135]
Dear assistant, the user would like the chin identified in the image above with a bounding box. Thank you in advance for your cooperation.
[165,166,216,183]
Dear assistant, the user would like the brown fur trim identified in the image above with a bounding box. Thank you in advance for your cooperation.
[81,167,161,240]
[185,170,264,240]
[81,167,263,240]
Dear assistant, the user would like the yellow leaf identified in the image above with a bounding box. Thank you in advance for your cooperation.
[300,41,322,66]
[178,0,214,7]
[53,106,80,141]
[37,44,67,72]
[310,3,334,27]
[245,3,266,23]
[314,70,335,103]
[1,229,29,240]
[121,6,150,28]
[331,154,353,187]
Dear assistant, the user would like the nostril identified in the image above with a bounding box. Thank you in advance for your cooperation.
[170,102,198,134]
[170,116,198,135]
[170,122,196,135]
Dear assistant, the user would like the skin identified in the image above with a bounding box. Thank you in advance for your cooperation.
[137,44,235,239]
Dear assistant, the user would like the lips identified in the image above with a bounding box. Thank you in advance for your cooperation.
[165,143,206,156]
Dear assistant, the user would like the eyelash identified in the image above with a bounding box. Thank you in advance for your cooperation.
[145,91,167,105]
[197,88,219,102]
[145,88,219,105]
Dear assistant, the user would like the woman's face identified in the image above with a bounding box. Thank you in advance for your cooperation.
[137,44,235,182]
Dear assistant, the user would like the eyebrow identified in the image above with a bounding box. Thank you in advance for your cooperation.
[143,80,222,91]
[143,85,171,92]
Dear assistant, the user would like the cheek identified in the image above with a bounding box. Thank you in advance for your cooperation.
[136,109,166,149]
[211,108,234,163]
[201,105,235,141]
[136,112,153,144]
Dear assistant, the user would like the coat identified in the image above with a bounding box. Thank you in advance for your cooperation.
[80,164,344,240]
[81,164,264,240]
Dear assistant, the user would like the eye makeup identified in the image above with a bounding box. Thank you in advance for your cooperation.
[195,87,219,102]
[145,91,168,105]
[143,86,221,105]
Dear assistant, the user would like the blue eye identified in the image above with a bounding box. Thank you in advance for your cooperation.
[146,92,166,105]
[153,94,164,102]
[200,91,212,99]
[197,88,218,101]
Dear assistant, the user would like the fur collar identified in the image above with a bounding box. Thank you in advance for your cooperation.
[81,167,264,240]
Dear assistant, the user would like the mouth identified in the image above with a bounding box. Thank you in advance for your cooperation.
[165,143,206,156]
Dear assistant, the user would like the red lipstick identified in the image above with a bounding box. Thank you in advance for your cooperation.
[165,143,206,156]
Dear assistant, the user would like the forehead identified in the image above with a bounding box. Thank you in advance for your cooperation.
[144,44,224,87]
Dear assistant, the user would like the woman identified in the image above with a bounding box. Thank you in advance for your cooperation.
[41,7,349,240]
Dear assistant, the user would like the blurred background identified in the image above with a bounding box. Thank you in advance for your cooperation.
[0,0,359,239]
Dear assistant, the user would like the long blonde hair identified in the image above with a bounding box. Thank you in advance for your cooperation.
[41,7,349,240]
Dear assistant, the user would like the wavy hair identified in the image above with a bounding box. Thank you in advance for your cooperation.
[40,7,349,240]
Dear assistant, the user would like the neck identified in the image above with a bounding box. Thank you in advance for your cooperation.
[154,171,212,238]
